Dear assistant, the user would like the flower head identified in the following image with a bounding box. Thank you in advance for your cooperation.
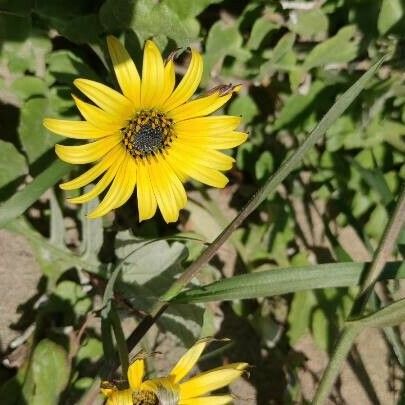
[44,36,247,222]
[101,338,248,404]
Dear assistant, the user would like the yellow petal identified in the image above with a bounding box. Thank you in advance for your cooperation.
[179,395,233,405]
[149,157,180,223]
[87,156,136,218]
[175,116,241,135]
[170,339,210,384]
[73,95,124,131]
[168,92,232,122]
[55,134,122,164]
[179,363,248,399]
[74,78,134,121]
[141,40,165,109]
[105,389,133,405]
[107,35,141,108]
[162,50,203,112]
[136,160,157,221]
[177,131,247,150]
[166,151,229,188]
[43,118,110,139]
[66,156,124,204]
[60,144,125,190]
[155,58,176,108]
[172,142,235,171]
[127,358,145,391]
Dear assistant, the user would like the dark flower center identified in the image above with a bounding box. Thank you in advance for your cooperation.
[132,390,159,405]
[122,110,174,159]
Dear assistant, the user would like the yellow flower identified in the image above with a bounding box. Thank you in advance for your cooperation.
[43,36,247,222]
[101,339,248,404]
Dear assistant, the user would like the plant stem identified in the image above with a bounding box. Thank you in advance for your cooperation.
[125,58,385,360]
[313,184,405,404]
[350,183,405,317]
[312,326,360,405]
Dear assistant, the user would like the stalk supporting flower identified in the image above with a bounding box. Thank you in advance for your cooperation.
[43,36,247,222]
[101,338,248,404]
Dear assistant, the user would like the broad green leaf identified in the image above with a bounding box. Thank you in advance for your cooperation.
[30,340,70,405]
[247,16,277,50]
[0,140,27,192]
[303,26,359,70]
[165,0,222,18]
[0,0,32,15]
[365,204,388,239]
[289,9,329,38]
[54,280,92,316]
[350,158,394,205]
[99,0,136,31]
[1,33,51,75]
[0,14,31,41]
[18,97,58,163]
[129,0,197,46]
[47,50,99,85]
[173,261,404,303]
[113,231,204,344]
[228,94,259,123]
[10,77,47,100]
[377,0,404,35]
[204,20,249,82]
[255,151,274,181]
[272,33,296,64]
[312,307,330,352]
[273,81,326,130]
[287,290,316,344]
[59,14,103,44]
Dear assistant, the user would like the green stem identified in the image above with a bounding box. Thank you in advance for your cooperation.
[313,184,405,404]
[350,183,405,317]
[312,326,360,405]
[124,58,385,360]
[109,306,129,377]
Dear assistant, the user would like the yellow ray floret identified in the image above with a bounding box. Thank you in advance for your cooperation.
[43,36,247,222]
[101,338,248,405]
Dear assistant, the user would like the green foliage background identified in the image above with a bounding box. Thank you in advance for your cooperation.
[0,0,404,403]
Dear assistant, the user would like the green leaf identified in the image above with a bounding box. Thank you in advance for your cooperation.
[247,16,277,50]
[0,160,70,228]
[59,14,103,44]
[289,9,329,38]
[228,94,259,123]
[255,151,274,180]
[165,0,222,18]
[273,81,326,131]
[350,298,405,329]
[204,20,249,82]
[365,204,388,239]
[272,33,296,64]
[173,261,405,303]
[99,0,136,31]
[126,0,197,46]
[54,280,92,316]
[18,97,58,163]
[287,290,316,344]
[47,50,99,85]
[303,26,359,70]
[377,0,404,35]
[113,231,205,344]
[0,140,27,192]
[10,77,47,101]
[31,340,70,405]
